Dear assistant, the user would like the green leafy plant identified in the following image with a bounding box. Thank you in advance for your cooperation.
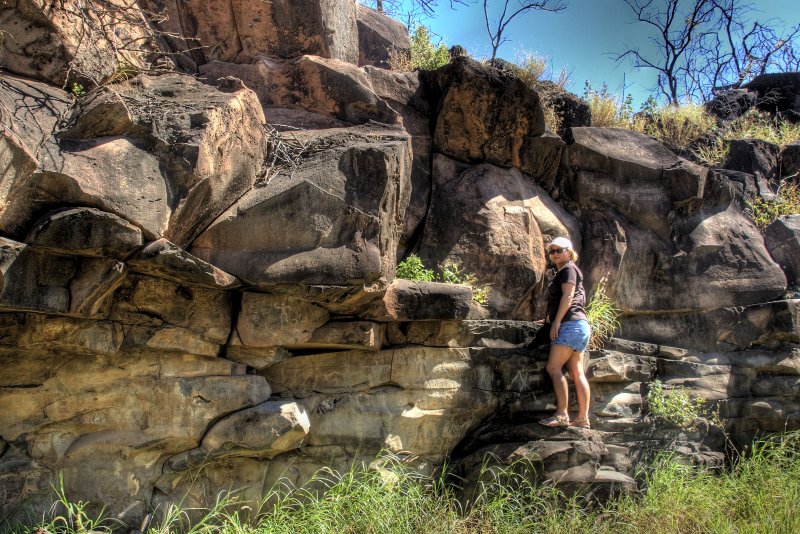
[395,255,489,304]
[646,379,709,429]
[389,25,450,71]
[584,279,620,351]
[395,253,435,282]
[70,82,85,97]
[748,181,800,230]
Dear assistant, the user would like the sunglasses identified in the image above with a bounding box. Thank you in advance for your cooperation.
[547,248,566,255]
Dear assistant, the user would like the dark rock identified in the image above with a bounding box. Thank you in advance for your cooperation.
[743,72,800,121]
[765,215,800,286]
[26,208,144,259]
[356,4,409,69]
[780,140,800,179]
[705,88,756,121]
[721,138,780,193]
[360,279,473,321]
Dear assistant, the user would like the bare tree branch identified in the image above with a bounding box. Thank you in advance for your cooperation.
[483,0,566,60]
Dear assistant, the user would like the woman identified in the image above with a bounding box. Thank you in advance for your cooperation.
[538,237,592,429]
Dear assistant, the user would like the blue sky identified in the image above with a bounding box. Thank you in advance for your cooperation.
[389,0,799,107]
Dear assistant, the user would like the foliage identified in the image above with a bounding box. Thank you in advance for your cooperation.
[747,181,800,230]
[395,253,435,282]
[584,81,636,128]
[389,25,450,71]
[513,50,572,132]
[584,279,621,351]
[395,255,489,304]
[8,433,800,533]
[638,102,718,151]
[70,83,85,98]
[646,379,711,428]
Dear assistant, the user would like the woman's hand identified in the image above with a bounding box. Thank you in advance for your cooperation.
[550,320,561,340]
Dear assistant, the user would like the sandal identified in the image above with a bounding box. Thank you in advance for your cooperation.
[538,414,570,427]
[570,418,591,429]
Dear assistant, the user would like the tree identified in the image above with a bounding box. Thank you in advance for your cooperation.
[483,0,566,60]
[617,0,800,105]
[360,0,472,28]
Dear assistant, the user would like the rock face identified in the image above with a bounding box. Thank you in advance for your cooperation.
[1,2,799,527]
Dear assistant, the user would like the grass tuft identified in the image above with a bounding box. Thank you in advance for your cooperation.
[585,279,620,351]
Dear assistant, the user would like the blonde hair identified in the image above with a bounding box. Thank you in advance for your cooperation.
[567,249,579,262]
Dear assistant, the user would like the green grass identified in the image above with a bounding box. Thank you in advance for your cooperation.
[748,181,800,230]
[6,433,800,533]
[585,279,620,351]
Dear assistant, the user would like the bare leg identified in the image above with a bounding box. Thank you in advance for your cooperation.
[546,344,574,417]
[566,351,590,421]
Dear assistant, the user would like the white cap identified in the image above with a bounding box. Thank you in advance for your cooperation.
[548,237,573,250]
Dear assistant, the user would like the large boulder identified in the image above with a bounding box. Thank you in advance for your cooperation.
[423,57,556,185]
[417,155,580,318]
[145,0,359,66]
[566,127,786,311]
[190,125,412,286]
[720,138,780,193]
[58,73,267,245]
[765,215,800,287]
[0,0,163,86]
[743,72,800,122]
[356,4,409,69]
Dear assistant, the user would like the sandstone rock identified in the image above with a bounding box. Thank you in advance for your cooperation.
[0,73,71,238]
[122,324,221,357]
[424,57,546,176]
[25,208,144,259]
[567,127,708,239]
[744,72,800,121]
[61,73,268,246]
[619,300,800,352]
[236,293,330,348]
[224,333,291,370]
[4,136,171,240]
[300,320,384,351]
[721,138,780,192]
[0,0,161,86]
[148,0,358,65]
[360,279,473,322]
[586,351,656,383]
[780,140,800,178]
[386,320,537,348]
[765,215,800,286]
[200,55,401,126]
[417,155,580,318]
[356,4,409,69]
[267,282,387,316]
[303,388,498,462]
[0,238,126,318]
[17,314,124,356]
[109,275,231,344]
[199,400,310,459]
[127,239,240,290]
[568,130,786,311]
[190,126,411,286]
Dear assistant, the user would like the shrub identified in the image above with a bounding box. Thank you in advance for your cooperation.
[748,181,800,230]
[395,255,489,304]
[395,253,435,282]
[639,103,717,151]
[646,379,709,428]
[584,81,634,128]
[584,279,620,351]
[389,25,450,71]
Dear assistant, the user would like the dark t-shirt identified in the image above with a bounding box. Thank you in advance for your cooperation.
[546,262,587,323]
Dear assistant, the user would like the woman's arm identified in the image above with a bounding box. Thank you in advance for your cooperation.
[550,282,576,340]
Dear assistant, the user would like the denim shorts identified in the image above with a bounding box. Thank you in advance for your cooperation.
[552,319,591,352]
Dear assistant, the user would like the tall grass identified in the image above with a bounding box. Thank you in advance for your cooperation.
[5,433,800,533]
[585,279,620,351]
